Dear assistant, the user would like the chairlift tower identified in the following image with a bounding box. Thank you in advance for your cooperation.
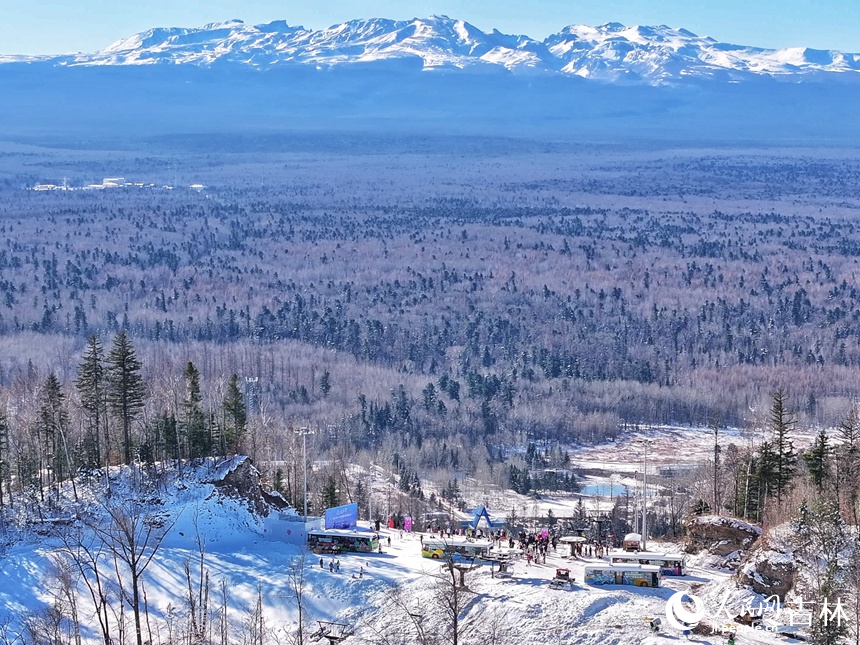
[310,621,354,644]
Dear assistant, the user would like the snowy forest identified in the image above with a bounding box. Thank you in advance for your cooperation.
[2,139,860,643]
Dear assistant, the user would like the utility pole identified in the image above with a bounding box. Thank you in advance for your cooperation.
[641,439,653,551]
[642,458,647,551]
[294,427,315,518]
[713,423,721,515]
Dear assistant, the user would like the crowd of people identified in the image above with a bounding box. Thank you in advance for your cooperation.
[418,522,612,565]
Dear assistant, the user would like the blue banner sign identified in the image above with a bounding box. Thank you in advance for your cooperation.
[324,502,359,529]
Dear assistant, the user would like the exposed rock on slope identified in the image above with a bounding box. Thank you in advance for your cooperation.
[737,541,796,600]
[683,515,762,567]
[211,455,288,516]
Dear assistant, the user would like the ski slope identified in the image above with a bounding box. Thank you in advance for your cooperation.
[0,459,800,644]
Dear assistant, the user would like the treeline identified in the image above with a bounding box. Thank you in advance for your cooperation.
[679,389,860,644]
[0,330,589,514]
[0,331,248,506]
[685,389,860,531]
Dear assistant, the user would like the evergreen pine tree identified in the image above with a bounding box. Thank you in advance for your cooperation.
[803,428,831,493]
[770,389,798,505]
[106,331,146,465]
[321,475,339,509]
[39,373,71,496]
[158,412,180,462]
[222,374,247,455]
[76,335,106,468]
[183,362,209,459]
[754,441,778,521]
[319,370,331,397]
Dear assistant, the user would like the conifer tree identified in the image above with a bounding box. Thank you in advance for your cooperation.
[769,389,797,505]
[183,362,209,459]
[803,428,831,493]
[39,372,74,498]
[222,374,247,455]
[754,441,778,521]
[76,335,106,468]
[321,475,339,510]
[106,331,146,465]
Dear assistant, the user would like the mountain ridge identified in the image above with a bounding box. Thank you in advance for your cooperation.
[5,15,860,85]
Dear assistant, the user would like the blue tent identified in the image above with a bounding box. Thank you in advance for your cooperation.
[462,505,504,530]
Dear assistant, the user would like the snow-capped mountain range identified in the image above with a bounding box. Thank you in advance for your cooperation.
[6,16,860,85]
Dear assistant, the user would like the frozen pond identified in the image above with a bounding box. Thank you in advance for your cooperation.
[580,483,616,496]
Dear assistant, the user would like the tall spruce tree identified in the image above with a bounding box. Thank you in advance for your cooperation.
[803,428,831,493]
[183,362,209,459]
[754,441,778,521]
[39,372,73,499]
[106,331,146,465]
[770,389,798,505]
[222,374,247,455]
[76,335,106,468]
[321,475,339,510]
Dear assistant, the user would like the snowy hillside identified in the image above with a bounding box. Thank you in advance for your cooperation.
[11,16,860,85]
[0,458,800,644]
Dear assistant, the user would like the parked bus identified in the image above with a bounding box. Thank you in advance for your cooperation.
[421,538,493,563]
[610,552,687,576]
[308,529,379,555]
[584,563,662,588]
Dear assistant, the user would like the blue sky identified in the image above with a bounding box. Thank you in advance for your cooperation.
[0,0,857,55]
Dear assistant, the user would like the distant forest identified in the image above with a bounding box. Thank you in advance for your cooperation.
[1,140,860,503]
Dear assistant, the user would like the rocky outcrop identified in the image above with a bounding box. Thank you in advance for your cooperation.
[212,456,289,516]
[737,544,796,600]
[683,515,762,562]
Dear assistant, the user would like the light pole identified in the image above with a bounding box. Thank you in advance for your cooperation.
[640,439,653,551]
[295,426,315,518]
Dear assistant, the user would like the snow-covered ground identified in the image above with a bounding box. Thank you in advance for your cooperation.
[0,460,799,644]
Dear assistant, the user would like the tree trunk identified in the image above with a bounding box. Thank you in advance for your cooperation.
[132,570,143,645]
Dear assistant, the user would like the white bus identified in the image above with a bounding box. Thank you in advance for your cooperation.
[308,529,379,555]
[610,552,687,576]
[584,563,662,588]
[421,537,493,563]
